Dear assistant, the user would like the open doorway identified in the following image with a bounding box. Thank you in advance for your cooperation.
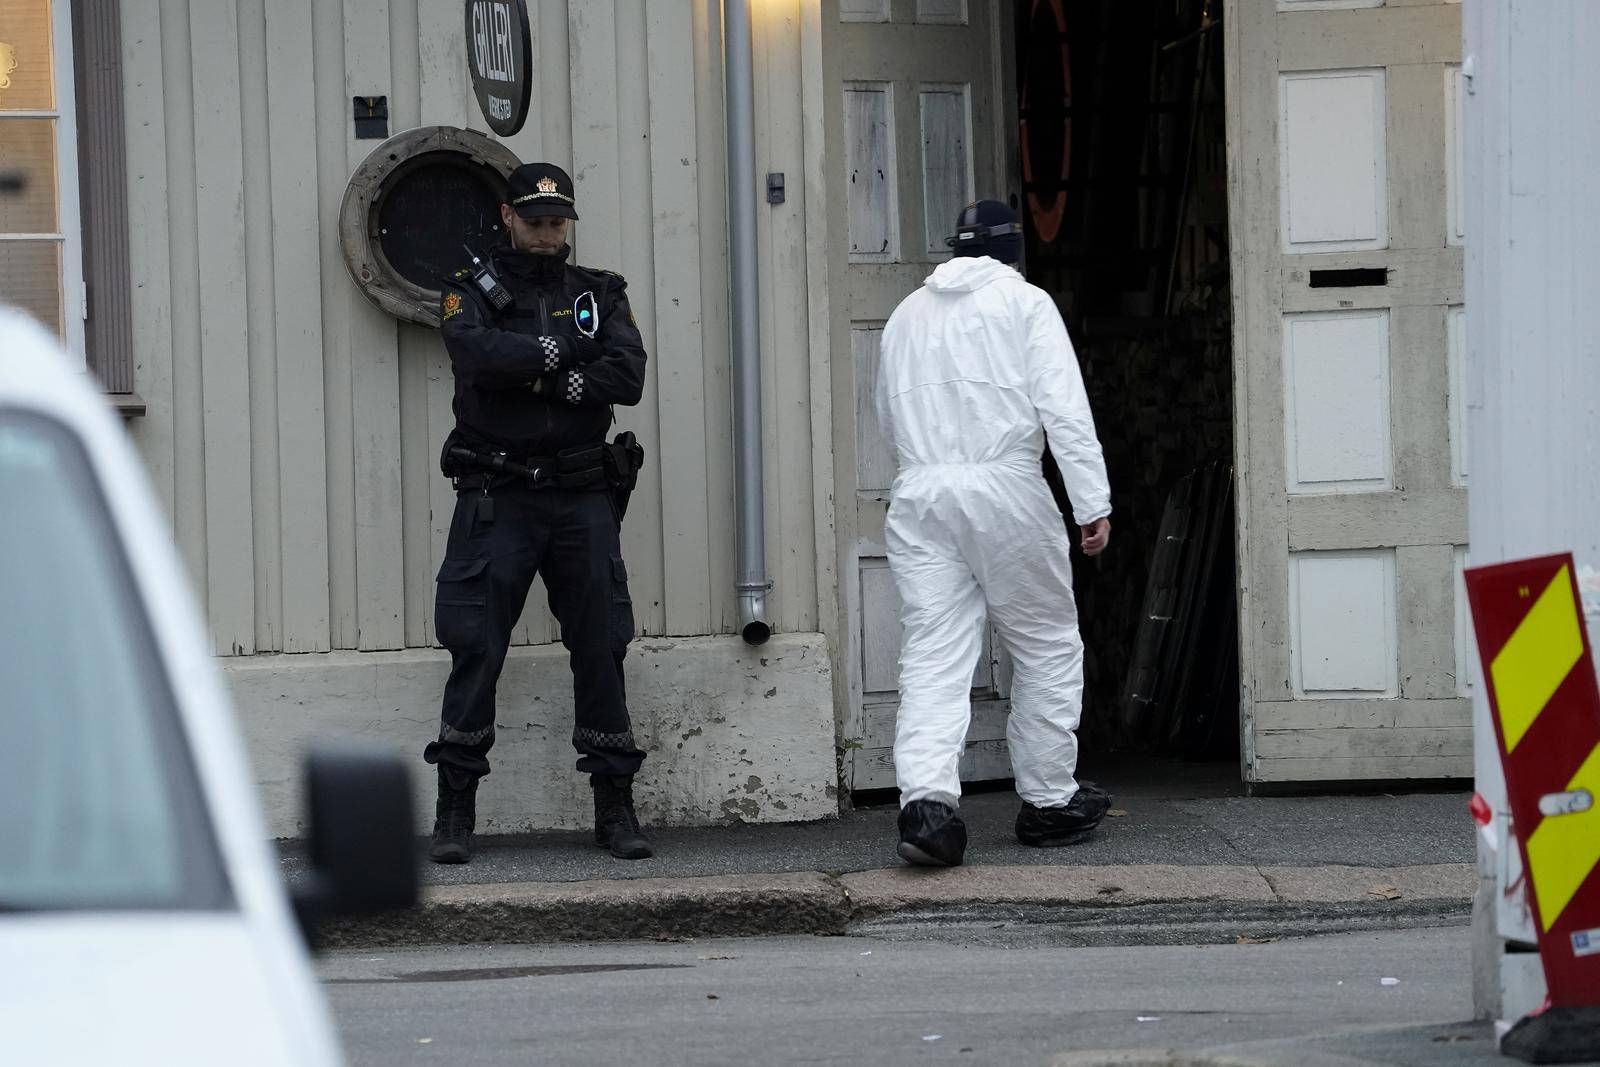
[1017,0,1240,778]
[832,0,1240,803]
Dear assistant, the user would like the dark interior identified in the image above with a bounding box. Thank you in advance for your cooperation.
[1016,0,1239,766]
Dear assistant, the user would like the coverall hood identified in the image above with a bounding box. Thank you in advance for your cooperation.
[924,255,1017,294]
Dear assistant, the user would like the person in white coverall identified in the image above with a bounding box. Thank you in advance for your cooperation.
[878,199,1113,867]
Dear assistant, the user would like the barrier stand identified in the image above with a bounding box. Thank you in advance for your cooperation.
[1466,553,1600,1063]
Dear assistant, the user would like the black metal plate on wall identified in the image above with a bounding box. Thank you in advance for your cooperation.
[354,96,389,140]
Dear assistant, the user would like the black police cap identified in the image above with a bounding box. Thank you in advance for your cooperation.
[507,163,579,221]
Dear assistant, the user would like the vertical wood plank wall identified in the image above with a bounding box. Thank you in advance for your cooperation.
[120,0,825,654]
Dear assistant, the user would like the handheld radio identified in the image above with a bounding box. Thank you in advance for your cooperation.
[463,245,515,313]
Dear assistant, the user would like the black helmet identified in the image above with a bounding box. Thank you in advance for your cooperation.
[948,199,1023,264]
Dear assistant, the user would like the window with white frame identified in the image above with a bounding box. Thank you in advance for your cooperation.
[0,0,85,357]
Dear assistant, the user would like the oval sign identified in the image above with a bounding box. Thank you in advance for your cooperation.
[1538,788,1595,818]
[465,0,532,137]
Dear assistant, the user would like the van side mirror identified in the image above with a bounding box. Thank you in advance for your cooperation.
[292,745,417,944]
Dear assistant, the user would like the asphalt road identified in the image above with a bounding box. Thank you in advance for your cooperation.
[318,925,1520,1067]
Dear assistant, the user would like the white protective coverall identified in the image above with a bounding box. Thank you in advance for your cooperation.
[878,254,1111,809]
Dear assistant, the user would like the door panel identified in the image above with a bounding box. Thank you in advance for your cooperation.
[1282,310,1393,493]
[845,84,900,261]
[1226,0,1469,782]
[852,327,896,491]
[1289,549,1400,697]
[1279,69,1388,252]
[829,0,1012,792]
[917,84,975,253]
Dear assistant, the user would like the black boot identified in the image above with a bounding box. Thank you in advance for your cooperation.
[429,768,477,864]
[592,775,653,859]
[897,799,967,867]
[1015,782,1112,847]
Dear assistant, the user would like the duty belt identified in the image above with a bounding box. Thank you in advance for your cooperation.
[447,435,643,506]
[448,444,609,491]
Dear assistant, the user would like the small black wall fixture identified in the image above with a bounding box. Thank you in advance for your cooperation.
[354,96,389,140]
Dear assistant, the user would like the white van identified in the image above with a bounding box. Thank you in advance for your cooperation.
[0,310,414,1065]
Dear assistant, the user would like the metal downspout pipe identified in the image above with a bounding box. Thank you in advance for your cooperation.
[724,0,772,645]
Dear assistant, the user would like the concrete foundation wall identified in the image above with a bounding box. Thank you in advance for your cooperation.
[225,633,840,839]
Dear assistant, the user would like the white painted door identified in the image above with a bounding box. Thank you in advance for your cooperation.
[1226,0,1469,782]
[827,0,1016,791]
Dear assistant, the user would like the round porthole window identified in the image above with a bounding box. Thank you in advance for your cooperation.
[339,126,522,327]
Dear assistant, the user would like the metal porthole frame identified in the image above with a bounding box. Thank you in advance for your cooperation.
[338,125,522,328]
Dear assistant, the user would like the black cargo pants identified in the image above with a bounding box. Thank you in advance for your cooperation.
[423,477,646,787]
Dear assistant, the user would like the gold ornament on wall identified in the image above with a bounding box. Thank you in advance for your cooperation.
[0,42,18,92]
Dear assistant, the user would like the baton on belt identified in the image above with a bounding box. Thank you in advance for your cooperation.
[448,446,549,487]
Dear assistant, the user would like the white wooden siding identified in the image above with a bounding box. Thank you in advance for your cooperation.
[121,0,178,523]
[121,0,829,653]
[345,0,408,653]
[238,0,280,651]
[418,0,472,651]
[647,0,715,639]
[192,0,256,656]
[756,0,823,636]
[268,0,334,653]
[160,0,208,603]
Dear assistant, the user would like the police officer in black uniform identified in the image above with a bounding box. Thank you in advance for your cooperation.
[426,162,651,864]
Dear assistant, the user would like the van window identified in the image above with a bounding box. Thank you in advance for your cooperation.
[0,411,229,911]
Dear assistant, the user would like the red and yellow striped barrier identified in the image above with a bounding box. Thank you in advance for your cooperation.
[1467,554,1600,1008]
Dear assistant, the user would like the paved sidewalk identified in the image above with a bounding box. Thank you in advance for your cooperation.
[282,759,1473,886]
[287,760,1479,948]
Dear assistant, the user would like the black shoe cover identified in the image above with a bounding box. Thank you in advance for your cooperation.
[897,799,968,867]
[1015,783,1112,848]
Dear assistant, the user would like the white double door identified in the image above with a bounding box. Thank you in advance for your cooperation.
[829,0,1017,791]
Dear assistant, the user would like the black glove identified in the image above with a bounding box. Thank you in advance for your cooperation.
[571,335,604,364]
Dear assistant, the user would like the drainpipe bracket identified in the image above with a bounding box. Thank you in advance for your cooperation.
[736,583,773,647]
